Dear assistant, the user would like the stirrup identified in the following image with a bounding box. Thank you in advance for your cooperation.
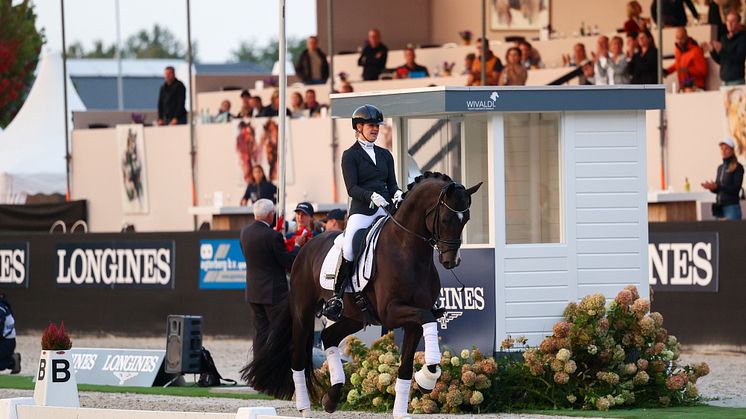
[322,296,344,321]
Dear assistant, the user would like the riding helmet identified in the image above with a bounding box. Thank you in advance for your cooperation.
[351,104,384,130]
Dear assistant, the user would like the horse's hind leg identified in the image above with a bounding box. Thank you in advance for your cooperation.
[290,294,318,417]
[320,318,363,413]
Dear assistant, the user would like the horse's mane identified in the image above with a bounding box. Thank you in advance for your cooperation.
[401,171,453,201]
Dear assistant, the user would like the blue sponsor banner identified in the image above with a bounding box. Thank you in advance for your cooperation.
[396,248,496,354]
[199,239,246,290]
[0,242,29,288]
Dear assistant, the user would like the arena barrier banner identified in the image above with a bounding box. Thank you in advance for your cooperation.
[396,248,496,354]
[0,242,28,288]
[198,239,246,290]
[648,232,719,293]
[68,348,165,387]
[55,241,175,289]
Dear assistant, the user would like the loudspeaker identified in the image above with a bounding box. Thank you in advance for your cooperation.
[165,315,203,374]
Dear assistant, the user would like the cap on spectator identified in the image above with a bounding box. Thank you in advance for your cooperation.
[720,138,736,149]
[294,202,314,216]
[320,209,346,222]
[240,89,251,98]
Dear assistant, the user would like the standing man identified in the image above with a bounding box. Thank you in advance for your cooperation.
[665,27,708,91]
[157,66,187,125]
[240,199,305,357]
[706,11,746,86]
[0,293,20,374]
[358,28,388,81]
[295,36,330,85]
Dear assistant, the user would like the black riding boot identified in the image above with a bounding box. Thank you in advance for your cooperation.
[322,259,352,321]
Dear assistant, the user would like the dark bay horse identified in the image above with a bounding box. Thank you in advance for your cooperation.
[241,172,482,418]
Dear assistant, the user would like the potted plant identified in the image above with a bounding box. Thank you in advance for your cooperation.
[33,321,79,407]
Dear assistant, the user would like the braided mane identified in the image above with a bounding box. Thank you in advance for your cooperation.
[401,171,453,200]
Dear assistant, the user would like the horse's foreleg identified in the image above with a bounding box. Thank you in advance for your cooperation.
[290,297,316,416]
[320,318,363,413]
[392,325,423,419]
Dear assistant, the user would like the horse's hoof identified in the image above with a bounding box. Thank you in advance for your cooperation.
[300,408,311,418]
[322,383,343,413]
[414,365,441,392]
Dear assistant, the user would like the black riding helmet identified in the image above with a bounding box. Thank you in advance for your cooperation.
[351,104,384,130]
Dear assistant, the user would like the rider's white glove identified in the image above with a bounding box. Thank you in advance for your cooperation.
[370,192,389,208]
[392,190,404,207]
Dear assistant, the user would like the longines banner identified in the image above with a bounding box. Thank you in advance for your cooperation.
[0,242,29,288]
[396,248,496,354]
[649,232,719,293]
[55,241,175,289]
[66,348,164,387]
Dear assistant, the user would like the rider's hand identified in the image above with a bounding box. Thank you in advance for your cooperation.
[370,192,389,208]
[392,190,404,207]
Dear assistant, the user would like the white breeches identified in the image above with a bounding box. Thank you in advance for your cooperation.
[342,207,386,261]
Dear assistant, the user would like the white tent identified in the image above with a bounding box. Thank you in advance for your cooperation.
[0,52,86,203]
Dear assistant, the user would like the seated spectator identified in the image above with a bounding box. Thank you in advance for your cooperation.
[295,35,329,85]
[609,36,630,84]
[304,89,322,116]
[249,96,263,118]
[214,100,232,123]
[462,53,476,75]
[705,11,746,86]
[518,41,543,69]
[563,43,588,67]
[290,92,305,118]
[237,90,253,118]
[624,1,649,36]
[339,81,354,93]
[241,165,277,206]
[665,27,707,91]
[285,202,316,251]
[593,36,613,85]
[358,28,388,81]
[651,0,699,27]
[395,47,430,79]
[261,90,292,117]
[627,30,659,84]
[499,47,528,86]
[467,37,503,86]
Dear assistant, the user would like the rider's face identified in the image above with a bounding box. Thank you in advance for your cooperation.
[359,123,379,142]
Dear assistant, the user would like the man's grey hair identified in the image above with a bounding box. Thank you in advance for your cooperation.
[252,199,275,219]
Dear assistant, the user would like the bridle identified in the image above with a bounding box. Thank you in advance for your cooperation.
[386,182,470,255]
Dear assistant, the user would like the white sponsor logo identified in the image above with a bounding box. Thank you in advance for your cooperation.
[438,286,485,328]
[71,353,98,371]
[0,249,25,285]
[465,91,499,111]
[56,247,172,286]
[113,371,139,385]
[648,242,713,287]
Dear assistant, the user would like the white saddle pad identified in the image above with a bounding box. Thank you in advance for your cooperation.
[319,216,387,293]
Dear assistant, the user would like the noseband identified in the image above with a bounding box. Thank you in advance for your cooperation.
[387,182,470,255]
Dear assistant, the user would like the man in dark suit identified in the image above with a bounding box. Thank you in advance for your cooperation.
[240,199,306,356]
[156,66,187,125]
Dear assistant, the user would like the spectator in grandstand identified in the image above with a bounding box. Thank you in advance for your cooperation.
[627,30,659,84]
[290,92,305,118]
[285,202,316,251]
[518,41,543,69]
[467,37,503,86]
[241,165,277,206]
[295,35,330,85]
[462,53,476,75]
[261,90,292,117]
[358,28,388,81]
[706,11,746,86]
[240,199,303,357]
[215,100,233,123]
[625,32,640,59]
[320,209,347,232]
[0,293,20,374]
[701,138,744,220]
[562,43,588,67]
[499,47,528,86]
[339,81,354,93]
[609,36,631,84]
[624,1,650,36]
[665,27,708,92]
[156,66,187,126]
[581,62,596,85]
[710,0,741,40]
[304,89,323,117]
[593,36,613,85]
[395,47,430,79]
[651,0,699,27]
[237,90,253,118]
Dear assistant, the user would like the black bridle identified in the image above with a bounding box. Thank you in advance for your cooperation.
[386,182,470,255]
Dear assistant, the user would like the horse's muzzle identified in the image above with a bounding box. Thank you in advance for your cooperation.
[439,253,461,270]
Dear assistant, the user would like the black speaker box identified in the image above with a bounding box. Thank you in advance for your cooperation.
[165,315,203,374]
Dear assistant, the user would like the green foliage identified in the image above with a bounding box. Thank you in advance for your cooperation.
[0,0,44,128]
[67,40,116,59]
[66,24,198,60]
[230,37,306,70]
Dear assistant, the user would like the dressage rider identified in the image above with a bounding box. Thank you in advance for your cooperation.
[321,104,403,321]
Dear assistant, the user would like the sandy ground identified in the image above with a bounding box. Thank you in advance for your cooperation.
[2,334,744,417]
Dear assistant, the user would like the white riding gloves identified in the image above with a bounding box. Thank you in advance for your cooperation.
[392,190,404,207]
[370,192,389,208]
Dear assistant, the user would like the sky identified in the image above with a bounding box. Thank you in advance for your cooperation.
[30,0,318,63]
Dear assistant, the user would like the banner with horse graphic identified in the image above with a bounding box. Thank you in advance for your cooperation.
[116,124,149,214]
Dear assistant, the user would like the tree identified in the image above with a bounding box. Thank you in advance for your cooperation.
[66,40,116,59]
[0,0,44,128]
[124,24,184,59]
[231,37,305,70]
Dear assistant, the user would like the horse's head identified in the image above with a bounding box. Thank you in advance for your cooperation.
[399,172,482,270]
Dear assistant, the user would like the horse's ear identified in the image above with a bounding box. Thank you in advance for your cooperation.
[466,182,483,196]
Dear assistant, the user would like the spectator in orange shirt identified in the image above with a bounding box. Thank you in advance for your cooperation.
[665,27,708,91]
[467,37,503,86]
